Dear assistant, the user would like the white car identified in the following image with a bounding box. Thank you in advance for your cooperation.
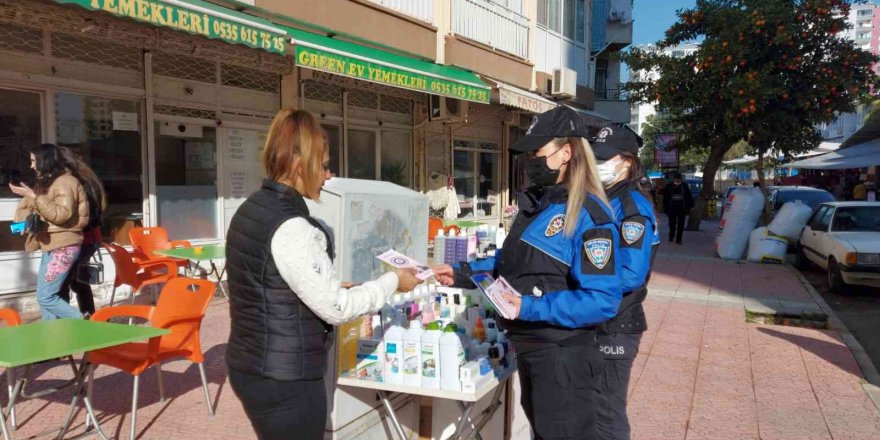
[797,202,880,293]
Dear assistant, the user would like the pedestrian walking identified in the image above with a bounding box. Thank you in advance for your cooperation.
[224,108,421,440]
[433,106,623,440]
[663,173,692,244]
[853,177,868,200]
[58,150,105,317]
[590,126,660,440]
[9,144,87,320]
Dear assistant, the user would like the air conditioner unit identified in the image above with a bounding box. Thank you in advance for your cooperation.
[551,67,577,98]
[428,96,468,121]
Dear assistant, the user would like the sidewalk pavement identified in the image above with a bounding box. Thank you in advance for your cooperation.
[2,219,880,439]
[630,218,880,439]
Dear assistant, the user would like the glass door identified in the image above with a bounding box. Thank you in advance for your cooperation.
[347,128,378,180]
[154,120,218,240]
[0,88,41,252]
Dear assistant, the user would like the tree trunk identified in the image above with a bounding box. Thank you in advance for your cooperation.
[686,139,731,231]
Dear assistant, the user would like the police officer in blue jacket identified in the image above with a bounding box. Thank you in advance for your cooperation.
[434,106,623,440]
[589,125,660,440]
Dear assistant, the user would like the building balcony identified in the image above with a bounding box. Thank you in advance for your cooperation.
[603,19,633,52]
[593,89,631,124]
[367,0,433,24]
[451,0,529,59]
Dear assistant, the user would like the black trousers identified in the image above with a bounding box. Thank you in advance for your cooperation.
[516,341,605,440]
[667,209,686,243]
[595,333,643,440]
[228,367,327,440]
[58,243,97,315]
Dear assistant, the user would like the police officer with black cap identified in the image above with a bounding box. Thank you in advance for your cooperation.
[434,106,623,440]
[589,124,660,440]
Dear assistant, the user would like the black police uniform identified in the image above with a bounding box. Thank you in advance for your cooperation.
[454,185,623,440]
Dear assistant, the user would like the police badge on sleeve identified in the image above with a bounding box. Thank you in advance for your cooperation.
[622,221,646,245]
[584,238,612,270]
[544,214,565,237]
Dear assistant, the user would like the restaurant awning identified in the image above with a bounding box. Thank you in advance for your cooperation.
[565,105,612,128]
[482,77,557,114]
[55,0,288,54]
[287,28,491,104]
[723,142,841,166]
[783,139,880,169]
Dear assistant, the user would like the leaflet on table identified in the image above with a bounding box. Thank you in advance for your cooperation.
[376,249,434,280]
[468,273,520,320]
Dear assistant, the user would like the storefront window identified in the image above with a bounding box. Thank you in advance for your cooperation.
[54,92,143,245]
[453,140,499,219]
[323,124,342,177]
[0,89,41,253]
[380,129,412,187]
[155,123,218,240]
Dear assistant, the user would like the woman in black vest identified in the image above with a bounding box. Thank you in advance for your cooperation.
[225,108,421,440]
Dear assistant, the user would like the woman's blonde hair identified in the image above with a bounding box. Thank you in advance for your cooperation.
[552,137,610,236]
[262,108,327,200]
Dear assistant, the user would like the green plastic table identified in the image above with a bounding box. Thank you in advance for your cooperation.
[155,245,227,298]
[0,319,168,440]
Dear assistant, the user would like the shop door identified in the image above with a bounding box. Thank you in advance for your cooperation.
[0,88,41,254]
[154,121,219,240]
[347,128,378,180]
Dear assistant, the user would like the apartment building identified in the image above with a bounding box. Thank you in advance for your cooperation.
[629,42,699,135]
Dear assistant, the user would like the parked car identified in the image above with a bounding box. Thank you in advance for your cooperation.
[768,186,835,216]
[796,202,880,293]
[686,178,703,199]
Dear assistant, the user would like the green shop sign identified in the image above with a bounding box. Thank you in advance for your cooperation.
[57,0,287,54]
[296,46,491,104]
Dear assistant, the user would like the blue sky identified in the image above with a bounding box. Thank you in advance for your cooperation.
[623,0,696,79]
[633,0,696,45]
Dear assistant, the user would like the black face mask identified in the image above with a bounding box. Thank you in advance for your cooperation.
[525,155,561,188]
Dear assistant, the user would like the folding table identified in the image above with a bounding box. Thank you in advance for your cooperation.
[337,365,515,440]
[0,319,168,440]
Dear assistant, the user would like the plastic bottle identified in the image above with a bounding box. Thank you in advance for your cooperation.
[420,321,443,389]
[440,324,465,391]
[371,314,383,339]
[383,319,406,385]
[403,320,424,386]
[445,229,458,265]
[421,301,435,325]
[455,232,469,264]
[484,318,498,343]
[473,317,486,343]
[495,223,507,250]
[434,228,446,264]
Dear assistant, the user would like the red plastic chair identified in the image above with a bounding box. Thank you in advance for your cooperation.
[88,278,216,440]
[128,227,191,271]
[0,308,21,429]
[103,243,178,306]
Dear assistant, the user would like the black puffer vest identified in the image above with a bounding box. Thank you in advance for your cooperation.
[225,179,335,381]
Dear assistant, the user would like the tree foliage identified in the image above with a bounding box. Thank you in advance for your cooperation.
[623,0,879,227]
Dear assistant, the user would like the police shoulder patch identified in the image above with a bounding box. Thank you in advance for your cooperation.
[584,238,613,270]
[622,220,646,245]
[544,214,565,237]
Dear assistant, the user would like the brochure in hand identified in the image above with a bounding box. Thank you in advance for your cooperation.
[469,273,521,320]
[376,249,435,280]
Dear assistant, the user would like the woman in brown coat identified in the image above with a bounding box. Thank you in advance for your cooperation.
[10,144,87,320]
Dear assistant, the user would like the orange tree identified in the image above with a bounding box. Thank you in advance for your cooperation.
[623,0,878,229]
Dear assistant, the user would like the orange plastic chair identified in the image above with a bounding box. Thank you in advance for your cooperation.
[103,243,178,306]
[88,278,216,440]
[428,217,444,242]
[0,308,21,429]
[128,227,191,271]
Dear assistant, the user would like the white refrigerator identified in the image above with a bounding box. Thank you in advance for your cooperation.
[306,178,428,439]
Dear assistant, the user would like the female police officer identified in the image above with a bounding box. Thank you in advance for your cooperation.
[434,106,623,440]
[590,125,660,440]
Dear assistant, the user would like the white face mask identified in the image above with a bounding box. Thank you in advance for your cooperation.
[597,157,626,186]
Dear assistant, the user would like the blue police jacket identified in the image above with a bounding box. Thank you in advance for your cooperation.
[609,181,659,293]
[456,185,622,345]
[603,181,660,334]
